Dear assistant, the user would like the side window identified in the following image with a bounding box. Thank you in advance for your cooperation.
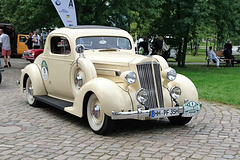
[51,36,71,55]
[19,36,27,42]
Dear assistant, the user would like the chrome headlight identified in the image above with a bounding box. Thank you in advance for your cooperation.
[166,68,177,81]
[125,71,137,84]
[170,86,181,99]
[136,88,148,104]
[30,52,34,58]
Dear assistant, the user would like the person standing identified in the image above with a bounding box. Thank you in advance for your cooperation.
[25,32,33,49]
[208,46,219,68]
[0,29,11,68]
[138,37,150,56]
[32,30,41,49]
[154,36,163,56]
[223,40,234,66]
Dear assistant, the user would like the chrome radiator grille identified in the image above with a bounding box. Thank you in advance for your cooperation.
[136,62,164,109]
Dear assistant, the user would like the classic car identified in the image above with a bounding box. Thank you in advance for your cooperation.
[232,46,240,62]
[22,49,44,63]
[20,26,201,134]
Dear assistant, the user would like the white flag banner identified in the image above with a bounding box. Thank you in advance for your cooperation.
[51,0,77,27]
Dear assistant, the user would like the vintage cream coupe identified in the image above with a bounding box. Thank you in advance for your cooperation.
[20,26,201,134]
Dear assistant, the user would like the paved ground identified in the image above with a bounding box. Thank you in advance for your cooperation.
[0,58,240,160]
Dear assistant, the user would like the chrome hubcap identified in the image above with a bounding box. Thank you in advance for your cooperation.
[28,85,33,95]
[92,105,100,118]
[75,74,83,90]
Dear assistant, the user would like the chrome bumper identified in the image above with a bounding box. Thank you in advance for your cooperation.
[112,102,201,120]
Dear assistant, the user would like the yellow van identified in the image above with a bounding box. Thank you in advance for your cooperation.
[17,34,28,55]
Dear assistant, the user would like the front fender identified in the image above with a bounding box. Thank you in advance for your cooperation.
[20,63,47,95]
[168,74,198,106]
[65,78,132,117]
[152,55,169,70]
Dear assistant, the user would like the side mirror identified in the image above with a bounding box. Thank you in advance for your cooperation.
[75,44,85,57]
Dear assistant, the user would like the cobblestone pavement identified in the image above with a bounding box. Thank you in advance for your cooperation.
[0,58,240,160]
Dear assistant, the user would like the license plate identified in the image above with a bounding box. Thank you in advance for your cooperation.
[150,107,180,119]
[182,101,201,117]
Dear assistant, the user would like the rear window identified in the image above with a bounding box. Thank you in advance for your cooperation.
[51,36,71,54]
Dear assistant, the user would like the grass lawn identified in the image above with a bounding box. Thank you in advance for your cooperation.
[185,53,206,63]
[168,48,208,63]
[172,65,240,108]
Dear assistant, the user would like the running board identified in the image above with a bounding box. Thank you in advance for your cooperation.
[34,95,73,110]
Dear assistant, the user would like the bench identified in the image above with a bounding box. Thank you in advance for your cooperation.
[207,50,234,67]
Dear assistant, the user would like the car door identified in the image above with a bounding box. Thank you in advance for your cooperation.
[17,34,28,55]
[43,35,74,101]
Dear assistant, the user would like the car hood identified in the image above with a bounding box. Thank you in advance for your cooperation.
[85,51,146,66]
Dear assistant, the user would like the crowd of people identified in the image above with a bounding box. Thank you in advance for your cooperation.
[137,36,235,68]
[25,30,41,49]
[0,30,236,69]
[137,36,170,60]
[207,40,234,67]
[0,29,41,68]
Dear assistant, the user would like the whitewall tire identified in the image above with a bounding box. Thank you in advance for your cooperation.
[87,93,113,134]
[26,77,40,107]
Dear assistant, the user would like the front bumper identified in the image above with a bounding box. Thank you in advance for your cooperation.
[112,101,201,120]
[22,55,34,60]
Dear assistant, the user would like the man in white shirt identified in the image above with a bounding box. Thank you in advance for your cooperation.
[208,46,219,68]
[32,30,41,49]
[0,29,11,68]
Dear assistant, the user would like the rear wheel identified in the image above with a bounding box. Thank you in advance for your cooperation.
[168,116,192,125]
[87,93,114,134]
[26,77,40,107]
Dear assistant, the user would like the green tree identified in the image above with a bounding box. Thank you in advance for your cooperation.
[151,0,206,67]
[0,0,160,34]
[0,0,62,32]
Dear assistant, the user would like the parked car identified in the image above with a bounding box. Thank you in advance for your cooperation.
[17,34,29,55]
[20,26,201,134]
[232,46,240,62]
[22,49,44,63]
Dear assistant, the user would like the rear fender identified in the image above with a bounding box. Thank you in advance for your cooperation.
[20,63,47,95]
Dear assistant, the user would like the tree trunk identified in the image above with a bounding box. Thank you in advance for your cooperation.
[177,42,183,67]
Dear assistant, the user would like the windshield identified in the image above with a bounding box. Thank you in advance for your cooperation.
[76,36,132,50]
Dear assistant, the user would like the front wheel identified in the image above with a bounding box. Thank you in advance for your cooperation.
[87,93,114,135]
[26,77,40,107]
[168,116,192,125]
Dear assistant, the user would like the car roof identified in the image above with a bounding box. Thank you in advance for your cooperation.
[49,25,132,41]
[64,25,121,30]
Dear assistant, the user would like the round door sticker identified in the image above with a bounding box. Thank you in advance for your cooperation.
[41,60,48,80]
